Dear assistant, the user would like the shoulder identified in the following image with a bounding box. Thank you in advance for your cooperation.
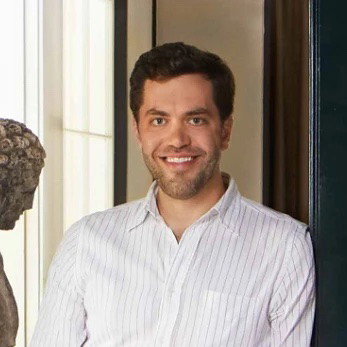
[55,197,146,253]
[236,196,310,256]
[81,197,146,230]
[87,197,145,219]
[65,197,147,245]
[239,196,307,231]
[237,197,314,280]
[49,198,147,291]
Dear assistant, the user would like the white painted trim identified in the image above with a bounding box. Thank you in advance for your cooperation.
[41,0,64,285]
[24,1,42,343]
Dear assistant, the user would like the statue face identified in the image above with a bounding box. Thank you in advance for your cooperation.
[0,183,38,230]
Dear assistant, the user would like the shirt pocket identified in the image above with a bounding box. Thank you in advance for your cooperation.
[200,290,260,346]
[204,290,258,319]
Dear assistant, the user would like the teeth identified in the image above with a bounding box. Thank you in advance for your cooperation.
[166,157,193,163]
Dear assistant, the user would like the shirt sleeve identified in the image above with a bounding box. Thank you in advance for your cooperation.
[269,227,315,346]
[30,220,87,347]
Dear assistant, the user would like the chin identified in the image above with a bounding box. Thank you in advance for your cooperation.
[158,178,203,200]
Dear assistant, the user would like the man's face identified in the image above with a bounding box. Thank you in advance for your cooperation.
[134,73,232,200]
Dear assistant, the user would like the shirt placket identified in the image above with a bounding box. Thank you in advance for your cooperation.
[154,223,204,347]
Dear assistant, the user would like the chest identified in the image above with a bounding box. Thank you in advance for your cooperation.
[81,223,278,346]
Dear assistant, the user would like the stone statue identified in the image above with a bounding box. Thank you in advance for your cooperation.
[0,119,45,347]
[0,254,18,347]
[0,119,46,230]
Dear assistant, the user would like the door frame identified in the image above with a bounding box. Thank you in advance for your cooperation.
[309,0,347,345]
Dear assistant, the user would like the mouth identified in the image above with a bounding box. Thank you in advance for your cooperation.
[158,155,200,170]
[165,156,194,163]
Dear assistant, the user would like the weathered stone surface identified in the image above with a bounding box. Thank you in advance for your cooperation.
[0,119,46,230]
[0,119,46,345]
[0,253,18,347]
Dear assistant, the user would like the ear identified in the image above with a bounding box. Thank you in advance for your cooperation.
[132,118,142,149]
[221,117,233,150]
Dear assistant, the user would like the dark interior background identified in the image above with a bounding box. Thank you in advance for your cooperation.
[263,0,309,224]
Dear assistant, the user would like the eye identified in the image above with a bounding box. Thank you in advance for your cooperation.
[189,117,206,125]
[151,118,166,126]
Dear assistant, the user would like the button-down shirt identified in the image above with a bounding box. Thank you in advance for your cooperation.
[31,179,315,346]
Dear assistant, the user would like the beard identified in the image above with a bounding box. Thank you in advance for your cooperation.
[142,147,221,200]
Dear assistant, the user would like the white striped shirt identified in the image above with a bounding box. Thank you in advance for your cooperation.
[31,178,315,346]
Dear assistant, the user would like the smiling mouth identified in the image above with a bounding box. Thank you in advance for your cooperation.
[159,155,201,168]
[165,157,194,163]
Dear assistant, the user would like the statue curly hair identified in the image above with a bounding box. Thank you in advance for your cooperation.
[0,118,46,230]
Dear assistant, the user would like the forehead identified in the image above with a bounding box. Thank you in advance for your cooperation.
[141,74,215,110]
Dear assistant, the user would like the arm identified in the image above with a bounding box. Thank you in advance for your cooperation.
[269,228,315,346]
[30,221,87,347]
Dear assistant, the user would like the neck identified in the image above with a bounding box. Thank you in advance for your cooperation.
[156,172,226,241]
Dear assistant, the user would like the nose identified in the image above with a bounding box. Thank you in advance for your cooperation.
[167,123,191,149]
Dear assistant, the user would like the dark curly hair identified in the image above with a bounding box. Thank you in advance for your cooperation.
[130,42,235,123]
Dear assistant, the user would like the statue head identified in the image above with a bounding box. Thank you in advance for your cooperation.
[0,119,46,230]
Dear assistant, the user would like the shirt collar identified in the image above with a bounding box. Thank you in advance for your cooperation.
[127,173,241,235]
[211,173,241,235]
[126,181,158,232]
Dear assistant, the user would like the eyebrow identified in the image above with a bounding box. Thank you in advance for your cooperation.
[145,108,169,117]
[185,107,210,116]
[145,107,210,117]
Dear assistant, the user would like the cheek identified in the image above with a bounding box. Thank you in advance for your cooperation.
[140,132,164,154]
[193,130,222,150]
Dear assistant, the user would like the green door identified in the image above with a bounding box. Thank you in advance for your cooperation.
[310,0,347,345]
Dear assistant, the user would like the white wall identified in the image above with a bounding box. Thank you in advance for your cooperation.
[156,0,264,202]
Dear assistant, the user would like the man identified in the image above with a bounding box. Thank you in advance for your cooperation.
[31,42,315,346]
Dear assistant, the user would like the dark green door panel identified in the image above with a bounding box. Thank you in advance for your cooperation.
[311,0,347,345]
